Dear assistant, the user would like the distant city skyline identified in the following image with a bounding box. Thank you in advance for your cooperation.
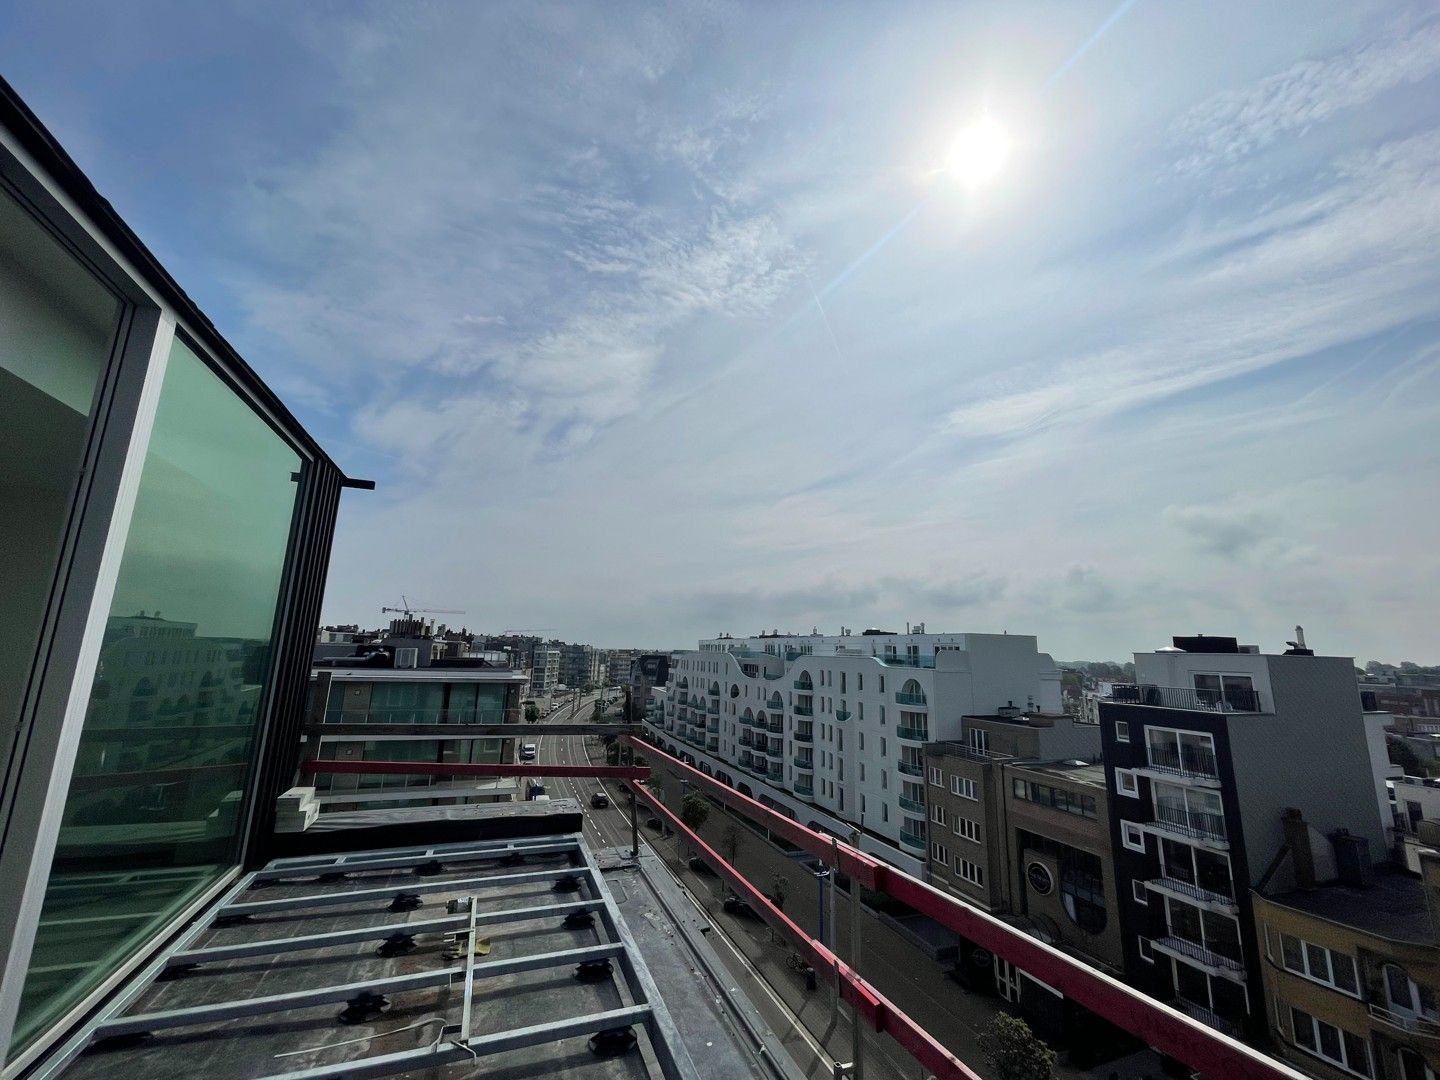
[5,2,1438,661]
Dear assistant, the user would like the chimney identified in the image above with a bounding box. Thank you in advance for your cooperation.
[1282,808,1317,890]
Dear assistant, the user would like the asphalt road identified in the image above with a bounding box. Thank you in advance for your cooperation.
[533,692,638,850]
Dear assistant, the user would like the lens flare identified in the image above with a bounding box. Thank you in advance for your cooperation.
[946,115,1011,188]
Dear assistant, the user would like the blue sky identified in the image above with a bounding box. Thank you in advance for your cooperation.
[6,1,1439,660]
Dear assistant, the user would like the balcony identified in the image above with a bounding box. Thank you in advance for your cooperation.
[898,795,925,814]
[1369,1005,1440,1040]
[1145,876,1238,914]
[1171,998,1241,1040]
[739,731,755,748]
[1139,744,1220,786]
[834,709,851,722]
[1109,684,1263,714]
[899,831,926,852]
[793,781,815,798]
[766,719,784,734]
[895,692,928,707]
[793,704,814,717]
[793,680,812,691]
[793,729,813,744]
[1151,802,1228,847]
[897,725,929,742]
[707,737,720,752]
[880,655,936,669]
[1151,936,1246,980]
[764,743,784,760]
[793,757,814,771]
[738,714,754,727]
[766,701,785,714]
[898,761,923,777]
[707,702,719,714]
[767,764,784,782]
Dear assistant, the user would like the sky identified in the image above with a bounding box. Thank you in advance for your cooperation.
[5,1,1439,662]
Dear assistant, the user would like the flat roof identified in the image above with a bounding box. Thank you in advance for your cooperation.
[1009,760,1108,788]
[50,832,733,1079]
[1263,868,1438,946]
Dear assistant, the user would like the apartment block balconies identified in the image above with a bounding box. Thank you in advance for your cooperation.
[1109,683,1263,713]
[767,763,784,782]
[1150,936,1246,981]
[793,780,815,798]
[897,725,929,743]
[766,719,783,734]
[764,742,784,760]
[1170,998,1241,1040]
[898,761,923,778]
[899,830,926,852]
[706,719,719,733]
[898,794,925,814]
[707,702,719,714]
[1145,876,1238,915]
[895,692,927,707]
[1369,1005,1440,1043]
[1136,744,1221,788]
[793,704,814,717]
[707,737,720,752]
[834,709,851,722]
[766,700,785,714]
[793,728,813,743]
[739,731,755,748]
[793,680,812,691]
[793,756,814,771]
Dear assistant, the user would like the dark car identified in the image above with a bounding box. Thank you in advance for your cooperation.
[687,855,716,876]
[590,791,610,809]
[722,894,760,920]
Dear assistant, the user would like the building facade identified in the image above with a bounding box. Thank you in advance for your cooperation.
[528,644,561,695]
[0,78,358,1068]
[643,631,1063,873]
[1099,636,1388,1041]
[1255,845,1440,1080]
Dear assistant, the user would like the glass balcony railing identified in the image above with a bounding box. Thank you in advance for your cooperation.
[766,701,785,713]
[707,737,719,752]
[895,692,927,707]
[880,655,936,668]
[739,732,755,747]
[793,781,814,798]
[898,761,923,777]
[898,795,924,814]
[793,680,812,691]
[899,831,926,851]
[764,743,784,759]
[766,719,783,734]
[834,709,851,722]
[896,725,929,742]
[767,764,784,781]
[792,729,813,743]
[793,757,814,771]
[793,704,813,717]
[323,708,509,726]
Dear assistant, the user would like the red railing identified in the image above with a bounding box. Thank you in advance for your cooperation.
[300,759,650,780]
[625,735,1300,1080]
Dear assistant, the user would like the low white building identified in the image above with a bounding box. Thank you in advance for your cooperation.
[643,630,1062,872]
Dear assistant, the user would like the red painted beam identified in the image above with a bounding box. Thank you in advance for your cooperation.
[633,783,982,1080]
[626,734,1301,1080]
[300,759,650,780]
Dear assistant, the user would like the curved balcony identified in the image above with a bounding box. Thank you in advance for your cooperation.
[899,831,926,852]
[898,795,925,814]
[766,719,784,734]
[834,709,851,722]
[767,764,784,782]
[793,680,812,691]
[766,700,785,714]
[792,729,813,743]
[793,781,815,798]
[739,731,755,748]
[764,743,784,760]
[898,761,923,777]
[897,725,929,743]
[895,692,928,708]
[793,757,814,771]
[707,737,720,753]
[793,704,814,717]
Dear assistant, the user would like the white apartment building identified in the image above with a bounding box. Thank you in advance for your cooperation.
[643,630,1062,873]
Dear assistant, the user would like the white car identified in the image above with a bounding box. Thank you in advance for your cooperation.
[520,743,537,760]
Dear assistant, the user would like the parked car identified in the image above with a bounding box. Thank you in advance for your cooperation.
[520,743,537,760]
[590,791,610,809]
[722,894,760,920]
[687,856,715,876]
[526,781,546,800]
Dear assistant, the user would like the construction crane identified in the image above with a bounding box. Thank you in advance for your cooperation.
[500,629,556,635]
[381,596,465,619]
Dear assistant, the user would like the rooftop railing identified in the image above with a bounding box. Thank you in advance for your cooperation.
[1108,684,1263,713]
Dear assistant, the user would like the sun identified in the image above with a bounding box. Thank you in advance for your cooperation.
[946,115,1012,188]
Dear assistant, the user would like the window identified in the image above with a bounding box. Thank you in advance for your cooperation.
[1138,937,1154,963]
[928,766,943,787]
[880,737,886,755]
[1193,672,1257,711]
[1115,769,1140,797]
[1290,1008,1373,1078]
[956,858,985,886]
[932,805,947,826]
[1270,927,1361,995]
[968,728,990,752]
[859,763,865,781]
[955,817,981,843]
[1122,822,1146,852]
[858,675,863,691]
[953,776,978,800]
[1011,778,1098,818]
[1115,720,1130,742]
[931,841,948,864]
[882,804,888,822]
[1132,880,1148,903]
[15,335,302,1050]
[881,770,888,790]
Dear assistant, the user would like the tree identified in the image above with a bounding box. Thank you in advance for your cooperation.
[523,703,540,723]
[977,1015,1056,1080]
[681,791,709,832]
[720,824,742,865]
[1389,734,1429,778]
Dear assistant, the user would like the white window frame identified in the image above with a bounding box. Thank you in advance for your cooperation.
[931,841,948,865]
[956,857,984,886]
[1267,927,1361,999]
[1122,821,1146,852]
[931,804,947,827]
[954,817,981,843]
[1138,937,1154,963]
[1115,720,1130,742]
[1115,769,1140,798]
[1132,880,1148,904]
[928,766,943,787]
[951,776,978,801]
[1289,1006,1374,1079]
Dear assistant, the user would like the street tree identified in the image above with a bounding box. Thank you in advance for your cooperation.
[681,792,709,832]
[977,1015,1056,1080]
[523,703,539,723]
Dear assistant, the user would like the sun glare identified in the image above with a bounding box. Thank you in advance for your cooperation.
[946,115,1012,188]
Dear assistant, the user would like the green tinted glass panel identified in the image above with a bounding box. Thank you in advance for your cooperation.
[0,186,119,757]
[13,337,301,1053]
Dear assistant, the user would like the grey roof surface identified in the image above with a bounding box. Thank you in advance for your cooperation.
[57,832,729,1080]
[1266,869,1438,945]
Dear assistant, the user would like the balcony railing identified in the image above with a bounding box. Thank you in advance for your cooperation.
[880,655,936,669]
[739,732,755,747]
[766,701,785,713]
[1146,876,1236,911]
[767,720,784,734]
[707,737,720,752]
[1171,998,1241,1039]
[1154,801,1227,844]
[834,709,851,722]
[793,705,814,717]
[793,730,813,743]
[895,692,928,707]
[767,764,784,781]
[1152,935,1245,975]
[1109,684,1263,713]
[898,761,923,777]
[897,725,929,742]
[322,708,509,726]
[793,781,814,798]
[1368,1004,1440,1038]
[899,831,926,851]
[1145,743,1219,781]
[765,744,784,759]
[793,680,813,691]
[898,795,925,814]
[793,757,814,771]
[707,702,719,714]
